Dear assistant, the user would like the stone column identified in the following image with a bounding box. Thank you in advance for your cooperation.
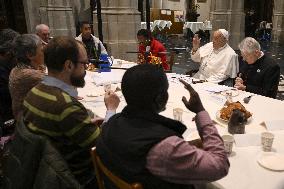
[272,0,284,43]
[23,0,41,33]
[93,0,140,61]
[209,0,245,49]
[39,0,76,37]
[152,0,163,9]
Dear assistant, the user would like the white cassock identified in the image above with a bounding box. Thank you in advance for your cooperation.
[191,42,239,83]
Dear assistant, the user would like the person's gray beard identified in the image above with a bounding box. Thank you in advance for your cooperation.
[70,71,86,88]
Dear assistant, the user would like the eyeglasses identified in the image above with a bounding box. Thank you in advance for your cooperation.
[78,61,89,68]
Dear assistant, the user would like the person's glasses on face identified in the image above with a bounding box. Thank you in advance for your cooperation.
[77,61,89,69]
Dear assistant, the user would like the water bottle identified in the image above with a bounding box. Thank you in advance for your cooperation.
[228,109,247,134]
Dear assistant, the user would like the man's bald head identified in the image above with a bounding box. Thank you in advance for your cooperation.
[36,24,50,43]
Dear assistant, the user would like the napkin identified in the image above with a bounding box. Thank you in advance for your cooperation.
[120,63,137,69]
[264,120,284,131]
[234,133,261,147]
[204,86,233,93]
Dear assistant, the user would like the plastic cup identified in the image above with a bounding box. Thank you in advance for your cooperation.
[103,82,112,92]
[173,108,183,122]
[222,135,234,155]
[261,132,274,152]
[117,60,123,67]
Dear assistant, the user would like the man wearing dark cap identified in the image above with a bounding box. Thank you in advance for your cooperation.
[96,64,229,189]
[0,29,19,123]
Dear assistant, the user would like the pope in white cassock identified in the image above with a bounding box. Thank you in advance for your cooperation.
[190,29,239,84]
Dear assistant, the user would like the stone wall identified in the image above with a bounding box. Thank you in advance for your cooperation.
[272,0,284,43]
[210,0,245,49]
[197,0,211,22]
[23,0,80,37]
[93,0,140,61]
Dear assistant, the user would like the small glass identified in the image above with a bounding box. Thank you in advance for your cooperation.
[261,132,274,152]
[225,91,233,103]
[117,60,123,67]
[103,82,112,92]
[222,135,234,155]
[173,108,183,122]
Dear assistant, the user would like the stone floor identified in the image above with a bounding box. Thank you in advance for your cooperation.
[162,35,284,100]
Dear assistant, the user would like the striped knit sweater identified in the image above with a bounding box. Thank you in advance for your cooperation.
[22,83,100,184]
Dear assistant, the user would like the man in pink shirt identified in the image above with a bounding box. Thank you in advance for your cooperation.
[96,64,229,189]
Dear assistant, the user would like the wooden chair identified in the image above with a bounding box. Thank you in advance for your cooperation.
[90,147,143,189]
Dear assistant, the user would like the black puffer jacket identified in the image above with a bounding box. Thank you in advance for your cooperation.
[1,118,83,189]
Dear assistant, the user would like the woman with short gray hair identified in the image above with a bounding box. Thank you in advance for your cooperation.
[235,37,280,98]
[9,34,45,120]
[238,37,261,54]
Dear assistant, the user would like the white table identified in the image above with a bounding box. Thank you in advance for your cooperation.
[78,69,284,189]
[141,22,154,31]
[152,20,172,31]
[183,21,212,33]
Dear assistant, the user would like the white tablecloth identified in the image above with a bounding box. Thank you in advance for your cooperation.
[141,22,154,31]
[184,21,212,33]
[78,69,284,189]
[152,20,172,31]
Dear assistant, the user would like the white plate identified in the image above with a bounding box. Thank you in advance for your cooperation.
[215,110,252,125]
[220,89,239,97]
[257,152,284,171]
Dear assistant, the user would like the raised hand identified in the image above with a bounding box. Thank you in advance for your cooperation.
[180,79,205,114]
[192,34,201,52]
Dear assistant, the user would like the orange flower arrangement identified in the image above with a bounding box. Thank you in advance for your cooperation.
[138,52,162,65]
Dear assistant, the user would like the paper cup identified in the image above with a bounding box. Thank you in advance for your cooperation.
[261,132,274,152]
[173,108,183,122]
[222,135,234,155]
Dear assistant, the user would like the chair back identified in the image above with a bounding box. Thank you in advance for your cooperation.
[90,147,143,189]
[165,51,175,73]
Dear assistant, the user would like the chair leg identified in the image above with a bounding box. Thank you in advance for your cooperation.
[91,148,105,189]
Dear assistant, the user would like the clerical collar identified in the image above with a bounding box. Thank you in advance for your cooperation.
[213,43,227,54]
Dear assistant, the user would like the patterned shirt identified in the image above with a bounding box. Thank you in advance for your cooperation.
[146,111,230,184]
[22,76,100,184]
[9,63,44,120]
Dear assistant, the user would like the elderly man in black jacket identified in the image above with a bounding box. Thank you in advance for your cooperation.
[235,37,280,98]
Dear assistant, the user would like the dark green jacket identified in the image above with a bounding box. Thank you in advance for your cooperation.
[1,118,83,189]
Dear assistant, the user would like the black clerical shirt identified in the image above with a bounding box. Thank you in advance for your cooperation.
[240,55,280,98]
